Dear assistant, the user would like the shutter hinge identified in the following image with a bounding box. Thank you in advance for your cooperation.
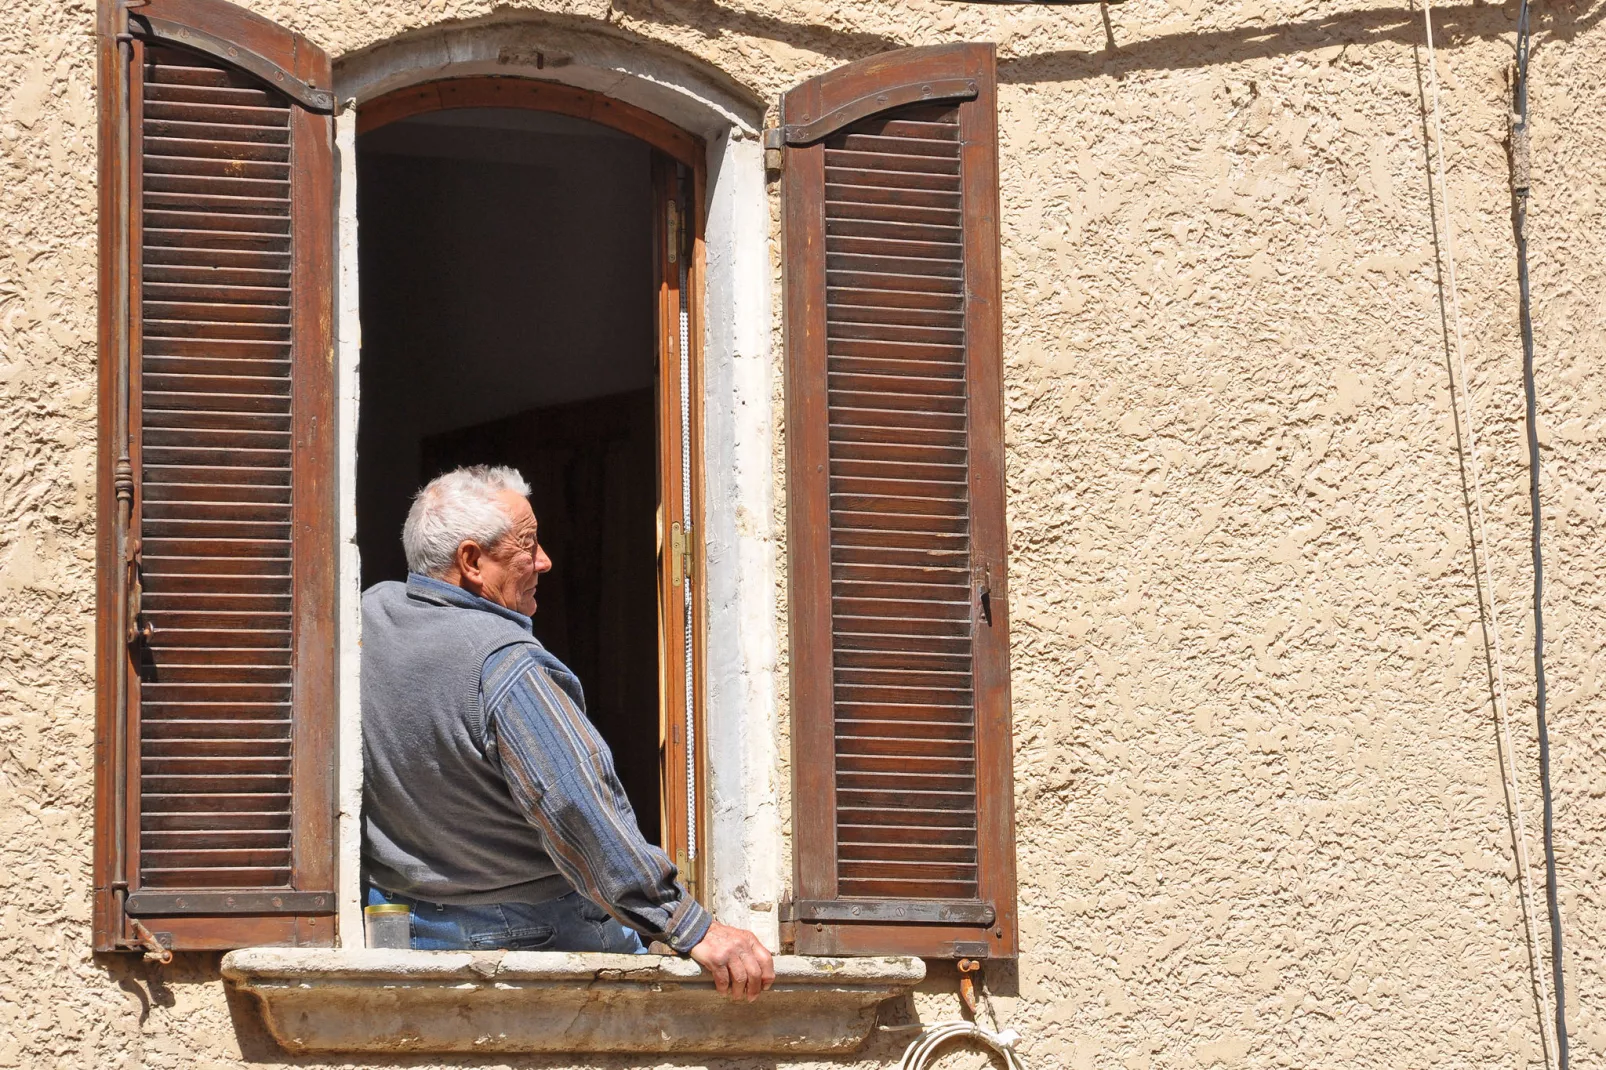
[670,522,693,587]
[777,897,798,950]
[763,127,784,175]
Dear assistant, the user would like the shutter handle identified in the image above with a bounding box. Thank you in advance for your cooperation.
[126,540,153,646]
[974,563,993,626]
[126,573,153,645]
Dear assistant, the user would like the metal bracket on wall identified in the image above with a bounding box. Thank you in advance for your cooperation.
[763,127,785,174]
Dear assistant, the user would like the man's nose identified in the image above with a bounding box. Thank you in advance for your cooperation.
[534,547,553,574]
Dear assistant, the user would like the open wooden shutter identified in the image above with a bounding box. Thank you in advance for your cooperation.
[780,44,1016,959]
[94,0,337,953]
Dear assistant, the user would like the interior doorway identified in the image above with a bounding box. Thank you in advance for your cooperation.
[354,94,702,869]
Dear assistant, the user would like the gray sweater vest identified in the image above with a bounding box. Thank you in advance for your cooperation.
[360,579,571,905]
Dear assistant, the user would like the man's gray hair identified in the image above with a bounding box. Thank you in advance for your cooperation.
[403,465,532,577]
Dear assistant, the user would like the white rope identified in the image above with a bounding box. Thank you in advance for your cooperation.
[897,1022,1026,1070]
[678,190,696,862]
[1421,3,1555,1065]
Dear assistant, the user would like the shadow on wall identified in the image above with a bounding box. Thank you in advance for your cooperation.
[608,0,1606,80]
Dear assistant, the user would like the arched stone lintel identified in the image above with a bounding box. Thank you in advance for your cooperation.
[333,18,765,145]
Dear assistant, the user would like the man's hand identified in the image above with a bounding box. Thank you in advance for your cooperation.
[686,920,775,1002]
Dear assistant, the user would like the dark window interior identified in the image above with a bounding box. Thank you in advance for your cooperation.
[356,108,661,843]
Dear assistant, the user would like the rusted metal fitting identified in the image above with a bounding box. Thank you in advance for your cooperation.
[130,918,173,965]
[957,957,982,1018]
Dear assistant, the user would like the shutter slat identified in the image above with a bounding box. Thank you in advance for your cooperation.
[834,634,972,658]
[829,390,966,415]
[142,644,291,665]
[142,718,292,740]
[145,81,281,107]
[139,867,292,888]
[144,210,291,235]
[143,134,290,162]
[142,593,291,614]
[829,269,962,294]
[829,286,966,313]
[842,828,976,850]
[831,474,967,498]
[144,100,290,126]
[144,577,289,599]
[146,58,264,88]
[143,359,292,382]
[145,117,290,142]
[836,721,975,742]
[143,285,291,307]
[142,410,291,433]
[826,167,961,193]
[142,829,291,848]
[828,205,965,232]
[147,459,290,481]
[827,338,965,361]
[145,245,290,271]
[142,547,289,568]
[143,229,291,253]
[145,174,291,201]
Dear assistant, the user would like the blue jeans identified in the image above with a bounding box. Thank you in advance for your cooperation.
[367,886,647,953]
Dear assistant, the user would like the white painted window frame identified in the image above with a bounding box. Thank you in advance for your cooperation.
[330,25,782,949]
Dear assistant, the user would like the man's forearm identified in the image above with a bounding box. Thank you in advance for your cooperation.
[529,764,712,948]
[485,651,712,948]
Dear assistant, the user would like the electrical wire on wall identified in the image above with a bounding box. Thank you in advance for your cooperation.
[895,965,1027,1070]
[1509,1,1570,1066]
[1418,4,1556,1065]
[1420,0,1568,1065]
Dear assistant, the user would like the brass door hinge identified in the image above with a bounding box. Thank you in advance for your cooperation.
[670,522,693,587]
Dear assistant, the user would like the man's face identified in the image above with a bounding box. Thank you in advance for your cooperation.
[473,490,552,617]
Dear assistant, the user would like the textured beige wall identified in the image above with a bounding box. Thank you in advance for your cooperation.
[1,0,1602,1066]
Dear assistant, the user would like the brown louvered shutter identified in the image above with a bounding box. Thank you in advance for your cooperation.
[780,44,1016,959]
[94,0,337,953]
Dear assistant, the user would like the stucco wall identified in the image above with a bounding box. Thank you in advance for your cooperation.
[0,0,1602,1067]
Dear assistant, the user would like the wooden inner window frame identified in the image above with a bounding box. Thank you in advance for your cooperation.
[356,79,710,897]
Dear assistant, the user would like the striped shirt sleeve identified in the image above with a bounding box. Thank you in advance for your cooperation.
[481,645,712,952]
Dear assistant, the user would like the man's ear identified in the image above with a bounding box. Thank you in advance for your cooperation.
[455,539,485,589]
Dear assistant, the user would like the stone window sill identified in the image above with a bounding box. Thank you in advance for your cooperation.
[222,948,925,1055]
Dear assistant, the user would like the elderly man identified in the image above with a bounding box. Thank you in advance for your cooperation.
[361,465,774,1000]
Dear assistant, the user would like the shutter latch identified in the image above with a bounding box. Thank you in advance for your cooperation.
[126,538,152,646]
[958,957,983,1018]
[129,917,173,965]
[973,562,993,626]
